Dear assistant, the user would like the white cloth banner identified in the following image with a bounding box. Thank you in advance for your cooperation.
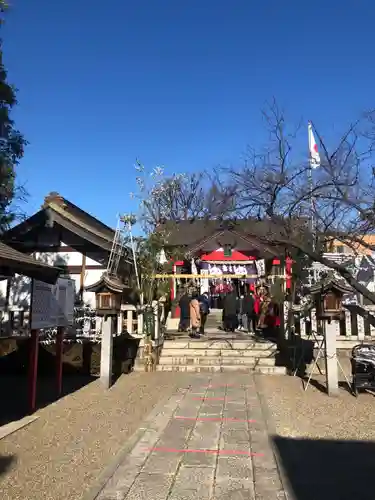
[255,259,265,277]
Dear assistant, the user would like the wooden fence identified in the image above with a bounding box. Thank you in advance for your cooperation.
[289,304,375,348]
[3,301,375,349]
[0,301,167,343]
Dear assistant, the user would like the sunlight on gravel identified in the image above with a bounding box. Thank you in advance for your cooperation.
[258,375,375,441]
[0,372,190,500]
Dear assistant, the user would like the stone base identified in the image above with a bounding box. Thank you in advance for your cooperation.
[133,342,164,372]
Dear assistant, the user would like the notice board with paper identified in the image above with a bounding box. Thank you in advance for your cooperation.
[30,277,75,329]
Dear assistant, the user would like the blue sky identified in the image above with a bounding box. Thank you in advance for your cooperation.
[3,0,375,227]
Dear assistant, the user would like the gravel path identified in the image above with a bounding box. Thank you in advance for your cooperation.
[258,372,375,440]
[0,372,189,500]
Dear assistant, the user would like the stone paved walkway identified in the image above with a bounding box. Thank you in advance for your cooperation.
[90,374,287,500]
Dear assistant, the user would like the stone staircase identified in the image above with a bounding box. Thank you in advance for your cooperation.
[156,338,285,374]
[156,310,286,375]
[156,309,286,375]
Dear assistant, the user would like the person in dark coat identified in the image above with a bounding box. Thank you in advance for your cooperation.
[242,290,256,333]
[222,290,239,332]
[198,292,210,335]
[178,290,190,332]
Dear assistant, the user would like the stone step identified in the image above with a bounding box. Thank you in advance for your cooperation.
[156,364,287,375]
[163,340,275,350]
[204,323,222,328]
[158,356,277,366]
[160,348,277,358]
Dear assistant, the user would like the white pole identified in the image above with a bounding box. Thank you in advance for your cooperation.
[308,163,315,251]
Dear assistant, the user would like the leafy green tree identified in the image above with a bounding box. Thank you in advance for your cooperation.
[0,3,27,232]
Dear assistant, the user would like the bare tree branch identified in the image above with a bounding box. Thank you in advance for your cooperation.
[217,100,375,304]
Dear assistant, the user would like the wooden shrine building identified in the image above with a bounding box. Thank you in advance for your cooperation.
[157,219,292,317]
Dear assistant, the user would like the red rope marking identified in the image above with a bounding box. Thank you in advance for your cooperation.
[174,416,255,422]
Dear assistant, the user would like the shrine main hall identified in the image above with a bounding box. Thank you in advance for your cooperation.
[157,219,292,315]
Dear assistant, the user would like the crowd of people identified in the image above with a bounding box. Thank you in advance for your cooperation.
[177,284,280,340]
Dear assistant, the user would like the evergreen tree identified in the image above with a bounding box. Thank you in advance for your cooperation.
[0,3,27,232]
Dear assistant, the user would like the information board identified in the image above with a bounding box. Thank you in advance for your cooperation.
[31,277,75,329]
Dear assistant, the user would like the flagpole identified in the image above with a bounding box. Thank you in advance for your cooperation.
[308,157,315,251]
[308,121,316,251]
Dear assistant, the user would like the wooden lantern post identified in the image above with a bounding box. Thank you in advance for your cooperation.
[86,274,126,389]
[310,277,352,396]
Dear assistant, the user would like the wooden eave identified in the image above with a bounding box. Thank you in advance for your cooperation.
[185,228,283,259]
[0,241,62,284]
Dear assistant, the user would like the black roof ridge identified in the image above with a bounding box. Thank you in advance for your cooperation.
[43,192,115,239]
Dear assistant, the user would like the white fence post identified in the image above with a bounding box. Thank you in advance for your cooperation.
[369,308,375,336]
[117,311,123,334]
[357,314,365,341]
[137,308,143,335]
[152,300,160,341]
[300,315,307,337]
[345,310,351,337]
[127,310,133,333]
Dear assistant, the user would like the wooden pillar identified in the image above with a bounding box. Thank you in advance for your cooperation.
[80,254,87,300]
[28,329,39,414]
[100,316,114,389]
[56,326,64,397]
[285,256,292,290]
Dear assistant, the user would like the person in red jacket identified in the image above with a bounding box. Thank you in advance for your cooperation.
[255,284,281,338]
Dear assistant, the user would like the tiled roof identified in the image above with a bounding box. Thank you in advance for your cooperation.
[85,273,129,293]
[156,219,299,257]
[309,275,353,295]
